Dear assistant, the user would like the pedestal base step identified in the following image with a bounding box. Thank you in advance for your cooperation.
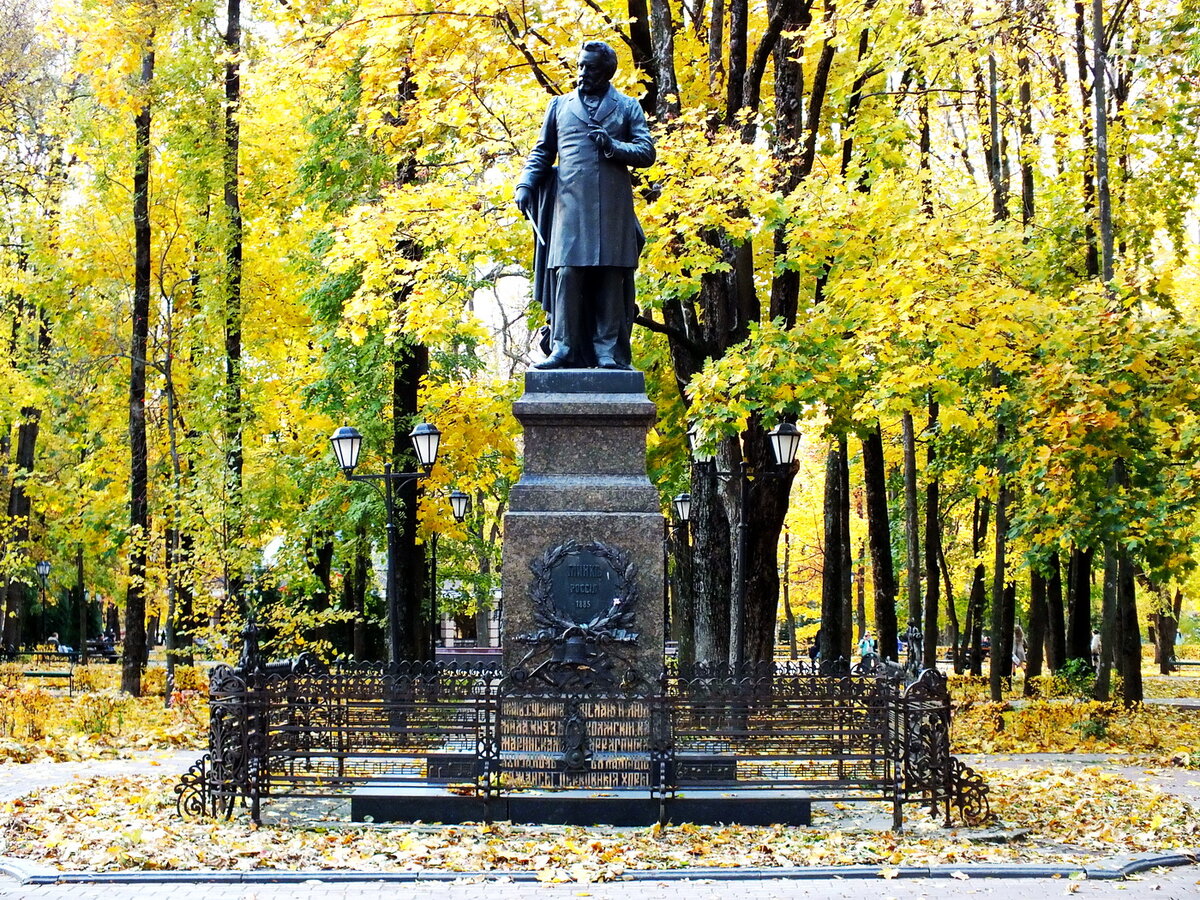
[350,785,812,827]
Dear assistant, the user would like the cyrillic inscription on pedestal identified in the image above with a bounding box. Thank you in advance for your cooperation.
[552,549,621,624]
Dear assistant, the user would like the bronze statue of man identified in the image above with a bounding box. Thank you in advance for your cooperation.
[516,41,655,370]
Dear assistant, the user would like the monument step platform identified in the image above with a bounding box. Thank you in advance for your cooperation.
[350,784,812,827]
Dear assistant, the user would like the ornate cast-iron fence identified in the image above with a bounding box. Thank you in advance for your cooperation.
[175,660,988,829]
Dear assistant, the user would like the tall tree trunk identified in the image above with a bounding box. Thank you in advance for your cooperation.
[989,480,1012,700]
[965,498,989,676]
[838,435,853,662]
[724,0,747,118]
[1091,0,1138,705]
[309,538,335,649]
[938,536,960,670]
[901,412,921,632]
[707,0,724,85]
[627,0,659,114]
[819,442,846,664]
[1026,566,1047,694]
[2,411,39,649]
[1116,539,1142,704]
[692,460,731,666]
[1067,546,1094,661]
[647,0,812,671]
[383,68,432,663]
[855,539,867,642]
[222,0,246,619]
[923,399,940,669]
[782,532,798,660]
[123,43,155,697]
[348,522,371,661]
[671,514,696,666]
[862,426,898,661]
[1046,551,1066,670]
[1074,0,1100,277]
[166,525,196,668]
[1095,531,1118,701]
[649,0,681,120]
[393,342,428,661]
[984,43,1012,701]
[1091,0,1114,282]
[722,438,749,669]
[987,53,1008,220]
[1017,0,1035,227]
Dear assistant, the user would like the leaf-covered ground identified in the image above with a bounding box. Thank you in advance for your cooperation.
[0,682,206,764]
[944,672,1200,765]
[0,763,1196,880]
[950,700,1200,764]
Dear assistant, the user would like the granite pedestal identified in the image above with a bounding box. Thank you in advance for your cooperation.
[500,369,664,685]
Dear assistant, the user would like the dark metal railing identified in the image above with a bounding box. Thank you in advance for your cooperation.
[174,659,988,829]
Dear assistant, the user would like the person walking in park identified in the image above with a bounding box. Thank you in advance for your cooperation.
[515,40,656,371]
[858,631,877,660]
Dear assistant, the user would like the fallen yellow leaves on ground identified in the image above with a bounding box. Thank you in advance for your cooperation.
[0,763,1194,878]
[0,689,206,763]
[951,699,1200,762]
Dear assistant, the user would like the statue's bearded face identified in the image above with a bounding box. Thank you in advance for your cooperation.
[577,50,613,96]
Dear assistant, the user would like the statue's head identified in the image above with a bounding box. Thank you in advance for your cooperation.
[578,40,617,96]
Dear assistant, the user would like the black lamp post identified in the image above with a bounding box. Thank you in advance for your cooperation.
[428,489,470,660]
[330,422,442,665]
[35,559,50,644]
[685,422,801,673]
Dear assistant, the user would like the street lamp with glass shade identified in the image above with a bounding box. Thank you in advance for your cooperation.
[409,422,441,472]
[327,422,445,665]
[449,489,470,523]
[768,422,802,468]
[672,492,692,523]
[329,426,363,474]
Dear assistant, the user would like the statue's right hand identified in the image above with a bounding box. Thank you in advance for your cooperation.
[515,186,534,218]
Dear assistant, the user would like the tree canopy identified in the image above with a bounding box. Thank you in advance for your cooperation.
[2,0,1199,698]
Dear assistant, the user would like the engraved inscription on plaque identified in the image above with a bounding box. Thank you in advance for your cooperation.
[548,549,621,624]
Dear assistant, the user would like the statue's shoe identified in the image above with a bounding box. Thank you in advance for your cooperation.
[534,352,572,369]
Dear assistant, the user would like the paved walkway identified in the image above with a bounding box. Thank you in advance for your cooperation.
[2,865,1199,900]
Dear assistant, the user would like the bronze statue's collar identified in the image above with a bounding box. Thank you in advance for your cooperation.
[567,85,618,126]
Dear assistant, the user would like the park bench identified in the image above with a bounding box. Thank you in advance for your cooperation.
[84,639,120,663]
[1168,659,1199,669]
[22,666,75,694]
[22,650,76,694]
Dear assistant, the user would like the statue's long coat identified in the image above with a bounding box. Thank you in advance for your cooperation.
[517,86,655,271]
